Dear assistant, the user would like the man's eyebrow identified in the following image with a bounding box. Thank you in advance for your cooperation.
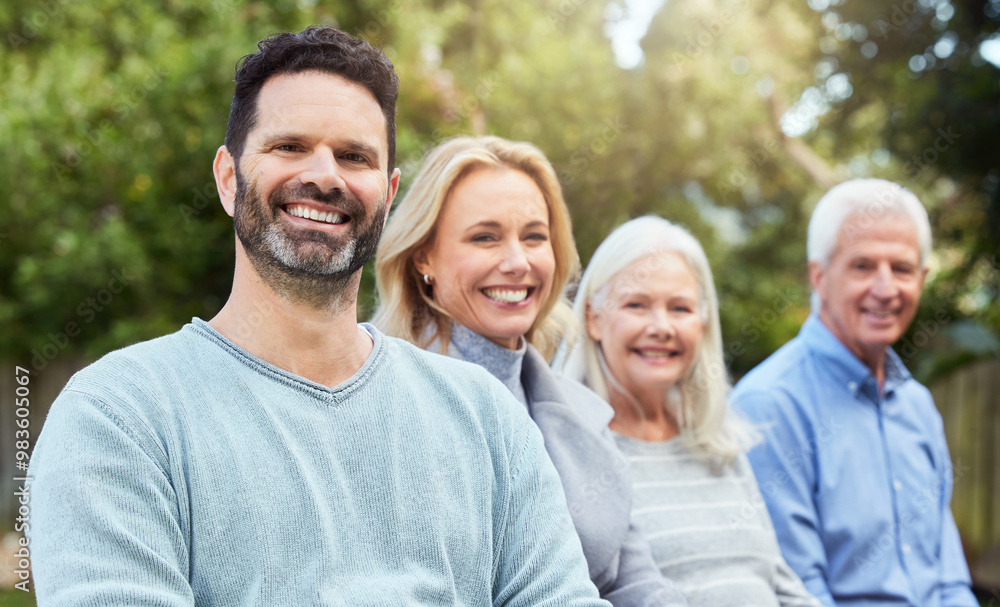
[256,131,306,148]
[342,139,382,160]
[255,132,382,160]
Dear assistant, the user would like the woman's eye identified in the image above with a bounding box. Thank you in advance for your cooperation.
[524,232,549,242]
[471,234,498,243]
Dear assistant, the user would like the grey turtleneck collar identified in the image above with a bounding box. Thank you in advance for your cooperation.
[449,323,528,407]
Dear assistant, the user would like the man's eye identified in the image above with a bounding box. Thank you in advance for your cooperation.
[275,144,301,153]
[342,153,366,163]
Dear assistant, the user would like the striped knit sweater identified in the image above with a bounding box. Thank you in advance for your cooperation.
[613,433,821,607]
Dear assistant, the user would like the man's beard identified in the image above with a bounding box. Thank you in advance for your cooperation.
[232,170,387,309]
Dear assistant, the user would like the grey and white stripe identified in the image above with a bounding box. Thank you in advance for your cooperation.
[614,433,822,607]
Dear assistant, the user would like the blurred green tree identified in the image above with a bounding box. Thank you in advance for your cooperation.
[1,0,996,382]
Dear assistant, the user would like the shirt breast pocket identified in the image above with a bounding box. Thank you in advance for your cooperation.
[899,439,945,557]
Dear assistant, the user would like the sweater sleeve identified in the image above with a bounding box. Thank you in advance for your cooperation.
[601,519,688,607]
[28,387,193,606]
[491,404,610,607]
[736,456,822,607]
[733,390,835,607]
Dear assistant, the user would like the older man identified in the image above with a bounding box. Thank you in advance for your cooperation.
[732,179,977,606]
[28,27,607,605]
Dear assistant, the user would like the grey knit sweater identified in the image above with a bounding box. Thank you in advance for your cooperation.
[613,434,821,607]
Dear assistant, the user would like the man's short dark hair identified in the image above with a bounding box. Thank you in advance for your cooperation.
[225,26,399,173]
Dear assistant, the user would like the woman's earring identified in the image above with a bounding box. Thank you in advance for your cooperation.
[423,274,433,285]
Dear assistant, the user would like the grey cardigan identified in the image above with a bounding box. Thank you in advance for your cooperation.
[434,328,687,607]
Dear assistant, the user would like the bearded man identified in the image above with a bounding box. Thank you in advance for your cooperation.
[28,26,607,606]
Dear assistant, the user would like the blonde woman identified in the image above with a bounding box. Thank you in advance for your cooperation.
[557,216,820,607]
[374,137,685,607]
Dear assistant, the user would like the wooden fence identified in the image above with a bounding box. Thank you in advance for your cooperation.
[931,357,1000,583]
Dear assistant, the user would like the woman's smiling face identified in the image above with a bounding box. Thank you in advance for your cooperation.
[587,253,705,402]
[414,167,555,349]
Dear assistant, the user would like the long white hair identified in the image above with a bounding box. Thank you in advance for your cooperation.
[556,216,758,463]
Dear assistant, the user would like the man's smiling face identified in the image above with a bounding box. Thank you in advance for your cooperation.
[810,212,927,368]
[231,70,398,284]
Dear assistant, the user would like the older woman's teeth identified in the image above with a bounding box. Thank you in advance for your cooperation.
[484,288,528,303]
[637,349,676,358]
[286,205,346,224]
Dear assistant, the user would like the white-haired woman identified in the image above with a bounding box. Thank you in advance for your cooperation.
[373,137,685,606]
[557,216,820,607]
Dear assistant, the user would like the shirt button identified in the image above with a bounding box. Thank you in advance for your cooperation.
[902,543,911,554]
[894,480,903,491]
[847,381,858,391]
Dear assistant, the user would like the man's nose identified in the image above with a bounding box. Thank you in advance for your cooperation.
[870,264,899,298]
[299,149,347,193]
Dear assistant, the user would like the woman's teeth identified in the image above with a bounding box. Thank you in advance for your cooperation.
[286,205,346,225]
[636,349,676,358]
[483,288,529,303]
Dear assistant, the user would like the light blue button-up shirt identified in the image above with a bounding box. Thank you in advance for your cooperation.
[731,315,977,607]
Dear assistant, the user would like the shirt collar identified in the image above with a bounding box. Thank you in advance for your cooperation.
[799,315,911,399]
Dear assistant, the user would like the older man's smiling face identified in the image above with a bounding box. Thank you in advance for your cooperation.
[810,212,927,370]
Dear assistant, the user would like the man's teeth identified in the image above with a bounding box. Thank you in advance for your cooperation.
[484,288,528,303]
[286,205,346,225]
[867,310,893,318]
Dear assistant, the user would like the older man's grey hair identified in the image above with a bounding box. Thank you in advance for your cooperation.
[807,178,932,312]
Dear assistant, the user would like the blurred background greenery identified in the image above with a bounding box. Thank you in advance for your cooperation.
[1,0,997,380]
[1,0,999,595]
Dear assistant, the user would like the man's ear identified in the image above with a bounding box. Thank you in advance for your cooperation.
[809,260,828,294]
[213,146,237,218]
[383,167,401,229]
[584,301,603,343]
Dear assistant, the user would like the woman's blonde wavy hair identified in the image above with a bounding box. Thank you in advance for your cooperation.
[372,136,579,360]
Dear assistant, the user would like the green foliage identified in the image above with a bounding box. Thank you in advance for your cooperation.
[0,589,34,607]
[1,0,997,379]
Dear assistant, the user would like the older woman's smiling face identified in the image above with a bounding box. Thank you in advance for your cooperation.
[586,253,705,404]
[414,167,555,349]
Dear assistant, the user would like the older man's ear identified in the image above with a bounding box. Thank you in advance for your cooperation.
[807,261,825,299]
